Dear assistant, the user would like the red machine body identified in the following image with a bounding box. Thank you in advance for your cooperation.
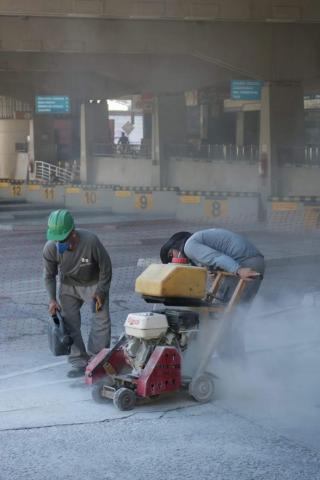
[85,343,127,385]
[87,270,246,410]
[85,342,181,398]
[85,348,109,385]
[136,346,181,397]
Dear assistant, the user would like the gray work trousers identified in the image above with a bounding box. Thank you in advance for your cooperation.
[216,255,265,360]
[59,283,111,368]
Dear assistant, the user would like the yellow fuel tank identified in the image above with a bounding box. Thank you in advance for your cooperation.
[135,263,207,299]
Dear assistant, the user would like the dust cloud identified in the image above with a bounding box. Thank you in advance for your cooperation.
[212,292,320,447]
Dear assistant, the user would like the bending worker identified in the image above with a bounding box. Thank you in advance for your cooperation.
[160,228,265,359]
[43,209,112,377]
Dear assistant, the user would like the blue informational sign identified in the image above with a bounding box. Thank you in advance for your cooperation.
[35,96,70,114]
[231,80,264,101]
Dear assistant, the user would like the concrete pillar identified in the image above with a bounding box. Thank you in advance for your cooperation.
[151,97,161,186]
[28,119,35,163]
[27,118,35,180]
[0,119,29,178]
[80,103,88,183]
[143,113,152,140]
[236,111,245,146]
[86,102,110,146]
[259,82,304,211]
[80,101,109,184]
[34,116,56,165]
[200,104,209,141]
[152,93,187,187]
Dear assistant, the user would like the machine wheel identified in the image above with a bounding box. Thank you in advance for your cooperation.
[92,376,115,404]
[188,373,215,403]
[113,387,136,411]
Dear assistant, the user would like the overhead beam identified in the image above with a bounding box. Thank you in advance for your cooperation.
[1,18,320,82]
[0,52,235,93]
[0,71,136,101]
[0,0,319,23]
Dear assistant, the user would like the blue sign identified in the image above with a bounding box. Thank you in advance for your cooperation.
[35,96,70,114]
[231,80,264,101]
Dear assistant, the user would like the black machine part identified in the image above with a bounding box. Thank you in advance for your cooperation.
[48,311,73,356]
[143,295,214,307]
[154,309,199,333]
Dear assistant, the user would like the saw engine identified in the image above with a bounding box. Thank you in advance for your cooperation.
[122,310,199,374]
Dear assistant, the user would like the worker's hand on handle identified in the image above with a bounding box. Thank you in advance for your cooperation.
[49,300,60,315]
[236,267,261,281]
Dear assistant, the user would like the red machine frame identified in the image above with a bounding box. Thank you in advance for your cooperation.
[86,272,248,409]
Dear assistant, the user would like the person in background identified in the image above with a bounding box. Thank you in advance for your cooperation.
[117,131,130,154]
[43,209,112,377]
[160,229,265,359]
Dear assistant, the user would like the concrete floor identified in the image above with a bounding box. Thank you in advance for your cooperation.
[0,205,320,479]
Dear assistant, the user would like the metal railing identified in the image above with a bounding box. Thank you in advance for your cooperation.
[92,142,151,159]
[168,144,320,165]
[278,146,320,165]
[305,146,320,164]
[34,161,80,183]
[167,144,259,163]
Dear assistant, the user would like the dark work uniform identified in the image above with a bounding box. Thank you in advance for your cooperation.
[43,229,112,367]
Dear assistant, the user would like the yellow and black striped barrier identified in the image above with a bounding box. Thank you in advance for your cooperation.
[177,191,259,223]
[268,196,320,230]
[26,183,65,205]
[0,179,26,200]
[112,186,177,215]
[2,179,320,230]
[64,184,113,211]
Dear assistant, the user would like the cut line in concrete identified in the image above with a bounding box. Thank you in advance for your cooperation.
[0,360,66,381]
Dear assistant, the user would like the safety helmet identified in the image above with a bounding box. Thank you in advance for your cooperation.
[160,231,192,264]
[47,209,75,241]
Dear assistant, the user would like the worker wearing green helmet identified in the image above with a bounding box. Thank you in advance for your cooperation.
[44,209,112,377]
[47,209,75,242]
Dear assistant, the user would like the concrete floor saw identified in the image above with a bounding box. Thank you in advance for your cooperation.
[85,261,246,411]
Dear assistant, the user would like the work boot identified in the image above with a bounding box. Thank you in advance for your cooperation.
[67,366,86,378]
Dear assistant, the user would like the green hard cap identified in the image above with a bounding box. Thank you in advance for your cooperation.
[47,209,75,241]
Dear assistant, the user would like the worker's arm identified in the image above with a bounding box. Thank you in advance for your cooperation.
[43,245,58,299]
[92,238,112,305]
[184,240,240,273]
[43,242,59,313]
[184,241,260,280]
